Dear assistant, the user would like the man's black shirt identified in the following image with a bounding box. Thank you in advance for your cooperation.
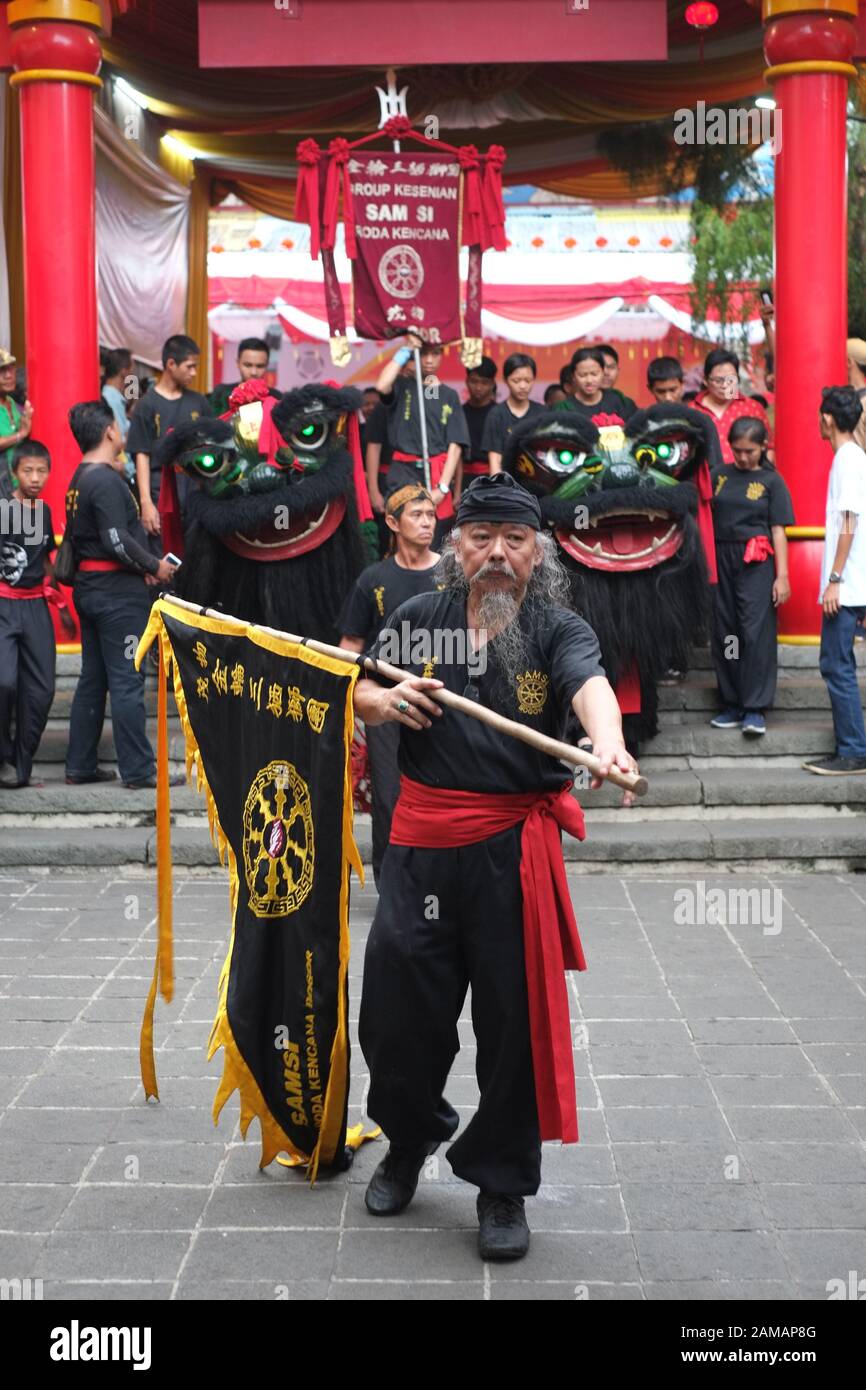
[557,390,630,425]
[340,554,443,648]
[380,376,469,457]
[126,387,212,502]
[364,402,394,474]
[66,463,158,581]
[365,588,605,794]
[463,401,496,468]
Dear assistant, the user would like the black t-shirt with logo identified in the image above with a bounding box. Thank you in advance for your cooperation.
[380,376,469,458]
[710,464,795,542]
[0,500,54,591]
[481,399,545,460]
[364,588,605,794]
[66,462,158,583]
[126,387,213,502]
[340,554,443,648]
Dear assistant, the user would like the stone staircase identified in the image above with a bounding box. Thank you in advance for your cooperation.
[1,645,865,871]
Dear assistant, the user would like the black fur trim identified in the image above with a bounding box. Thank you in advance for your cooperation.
[154,417,235,471]
[540,480,698,530]
[272,383,363,439]
[184,451,354,538]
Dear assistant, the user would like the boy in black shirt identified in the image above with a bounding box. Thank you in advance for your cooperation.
[128,334,212,555]
[0,442,73,788]
[339,484,441,884]
[462,355,498,481]
[65,401,178,789]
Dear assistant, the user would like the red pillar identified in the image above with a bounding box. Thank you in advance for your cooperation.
[9,0,102,524]
[764,0,858,640]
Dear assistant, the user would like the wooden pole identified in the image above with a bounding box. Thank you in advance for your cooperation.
[159,595,648,797]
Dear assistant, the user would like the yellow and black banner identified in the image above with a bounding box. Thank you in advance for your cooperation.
[136,598,364,1178]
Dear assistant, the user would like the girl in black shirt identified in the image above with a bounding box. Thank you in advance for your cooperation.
[483,353,544,474]
[709,417,794,736]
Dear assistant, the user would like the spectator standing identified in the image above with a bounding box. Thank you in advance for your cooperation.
[845,337,866,454]
[127,334,212,554]
[483,353,544,474]
[558,347,630,424]
[709,418,793,738]
[803,386,866,775]
[647,356,684,404]
[64,401,178,790]
[597,344,637,417]
[207,336,279,415]
[0,348,33,487]
[462,356,498,483]
[0,441,74,787]
[692,348,773,464]
[100,347,133,444]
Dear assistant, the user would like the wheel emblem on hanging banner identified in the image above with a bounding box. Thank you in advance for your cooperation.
[243,761,315,917]
[378,246,425,299]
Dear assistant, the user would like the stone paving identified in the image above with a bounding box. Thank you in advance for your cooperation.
[0,868,864,1301]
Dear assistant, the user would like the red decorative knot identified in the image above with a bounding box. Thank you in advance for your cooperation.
[627,235,640,246]
[592,413,626,428]
[328,137,351,164]
[281,238,295,249]
[296,138,321,165]
[564,237,577,248]
[247,237,262,249]
[210,244,225,254]
[595,236,608,247]
[531,236,544,247]
[458,145,480,170]
[229,379,271,409]
[382,116,413,140]
[486,144,507,171]
[659,236,673,247]
[685,2,719,29]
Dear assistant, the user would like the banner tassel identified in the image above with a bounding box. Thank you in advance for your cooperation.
[139,636,176,1101]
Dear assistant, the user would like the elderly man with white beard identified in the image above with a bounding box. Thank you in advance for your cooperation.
[353,472,636,1261]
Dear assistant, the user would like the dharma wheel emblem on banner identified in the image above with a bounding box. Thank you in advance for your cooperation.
[378,245,425,299]
[243,761,315,917]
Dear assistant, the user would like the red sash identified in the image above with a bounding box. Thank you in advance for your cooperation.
[389,774,586,1143]
[78,559,125,573]
[391,451,453,518]
[0,579,66,609]
[743,535,774,564]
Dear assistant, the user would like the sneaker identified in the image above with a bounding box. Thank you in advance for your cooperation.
[65,769,117,785]
[477,1193,530,1261]
[801,755,866,776]
[742,712,766,737]
[710,709,742,729]
[364,1143,438,1216]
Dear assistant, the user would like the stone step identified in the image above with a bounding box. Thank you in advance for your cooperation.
[48,687,177,721]
[641,717,836,758]
[658,674,865,714]
[689,643,866,670]
[29,724,189,765]
[1,816,863,870]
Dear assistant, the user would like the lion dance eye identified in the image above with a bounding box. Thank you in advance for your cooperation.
[583,455,604,474]
[634,446,657,468]
[290,421,328,451]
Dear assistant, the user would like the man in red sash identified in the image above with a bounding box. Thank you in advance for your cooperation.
[354,473,636,1261]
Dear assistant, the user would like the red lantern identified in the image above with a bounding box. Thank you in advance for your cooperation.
[685,2,718,62]
[595,236,608,248]
[281,237,295,249]
[564,236,577,249]
[627,235,640,247]
[659,236,673,248]
[531,236,544,247]
[210,244,225,254]
[248,237,262,249]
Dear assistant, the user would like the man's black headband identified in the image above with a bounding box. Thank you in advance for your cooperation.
[455,473,541,529]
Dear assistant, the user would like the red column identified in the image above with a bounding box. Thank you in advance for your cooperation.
[764,0,858,640]
[9,0,102,524]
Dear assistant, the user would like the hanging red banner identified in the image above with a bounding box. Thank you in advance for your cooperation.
[348,150,462,344]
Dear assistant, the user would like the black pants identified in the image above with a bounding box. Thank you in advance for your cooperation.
[712,540,778,712]
[66,577,155,784]
[0,596,55,784]
[365,720,401,888]
[359,824,542,1196]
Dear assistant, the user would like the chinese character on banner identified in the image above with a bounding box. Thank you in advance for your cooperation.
[286,686,306,722]
[296,132,506,363]
[193,641,208,669]
[212,660,228,695]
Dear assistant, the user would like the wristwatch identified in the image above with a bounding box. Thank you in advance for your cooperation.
[829,571,843,584]
[436,480,451,493]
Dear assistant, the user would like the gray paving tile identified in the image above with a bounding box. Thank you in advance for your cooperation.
[634,1231,788,1282]
[182,1230,339,1282]
[33,1232,188,1280]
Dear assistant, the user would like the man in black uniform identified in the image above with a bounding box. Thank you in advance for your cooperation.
[0,442,74,787]
[65,401,178,789]
[354,474,635,1261]
[374,332,469,542]
[207,336,280,416]
[462,355,498,483]
[127,334,213,556]
[339,484,440,884]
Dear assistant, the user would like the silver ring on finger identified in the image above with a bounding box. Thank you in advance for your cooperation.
[397,699,410,713]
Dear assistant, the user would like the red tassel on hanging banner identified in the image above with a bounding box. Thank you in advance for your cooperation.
[295,139,322,261]
[157,455,185,561]
[458,145,483,247]
[323,139,357,257]
[347,412,372,522]
[481,144,507,252]
[695,458,718,585]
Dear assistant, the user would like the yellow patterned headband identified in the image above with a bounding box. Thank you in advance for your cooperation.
[385,485,434,516]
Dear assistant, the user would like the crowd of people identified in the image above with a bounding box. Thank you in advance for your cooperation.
[0,328,864,793]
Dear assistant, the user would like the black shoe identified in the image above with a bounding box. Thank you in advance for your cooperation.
[65,769,117,785]
[801,755,866,776]
[122,774,185,789]
[364,1143,437,1216]
[477,1193,530,1261]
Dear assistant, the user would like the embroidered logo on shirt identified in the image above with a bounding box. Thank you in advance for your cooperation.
[373,586,385,617]
[746,481,766,500]
[714,474,728,496]
[421,657,437,680]
[515,669,549,715]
